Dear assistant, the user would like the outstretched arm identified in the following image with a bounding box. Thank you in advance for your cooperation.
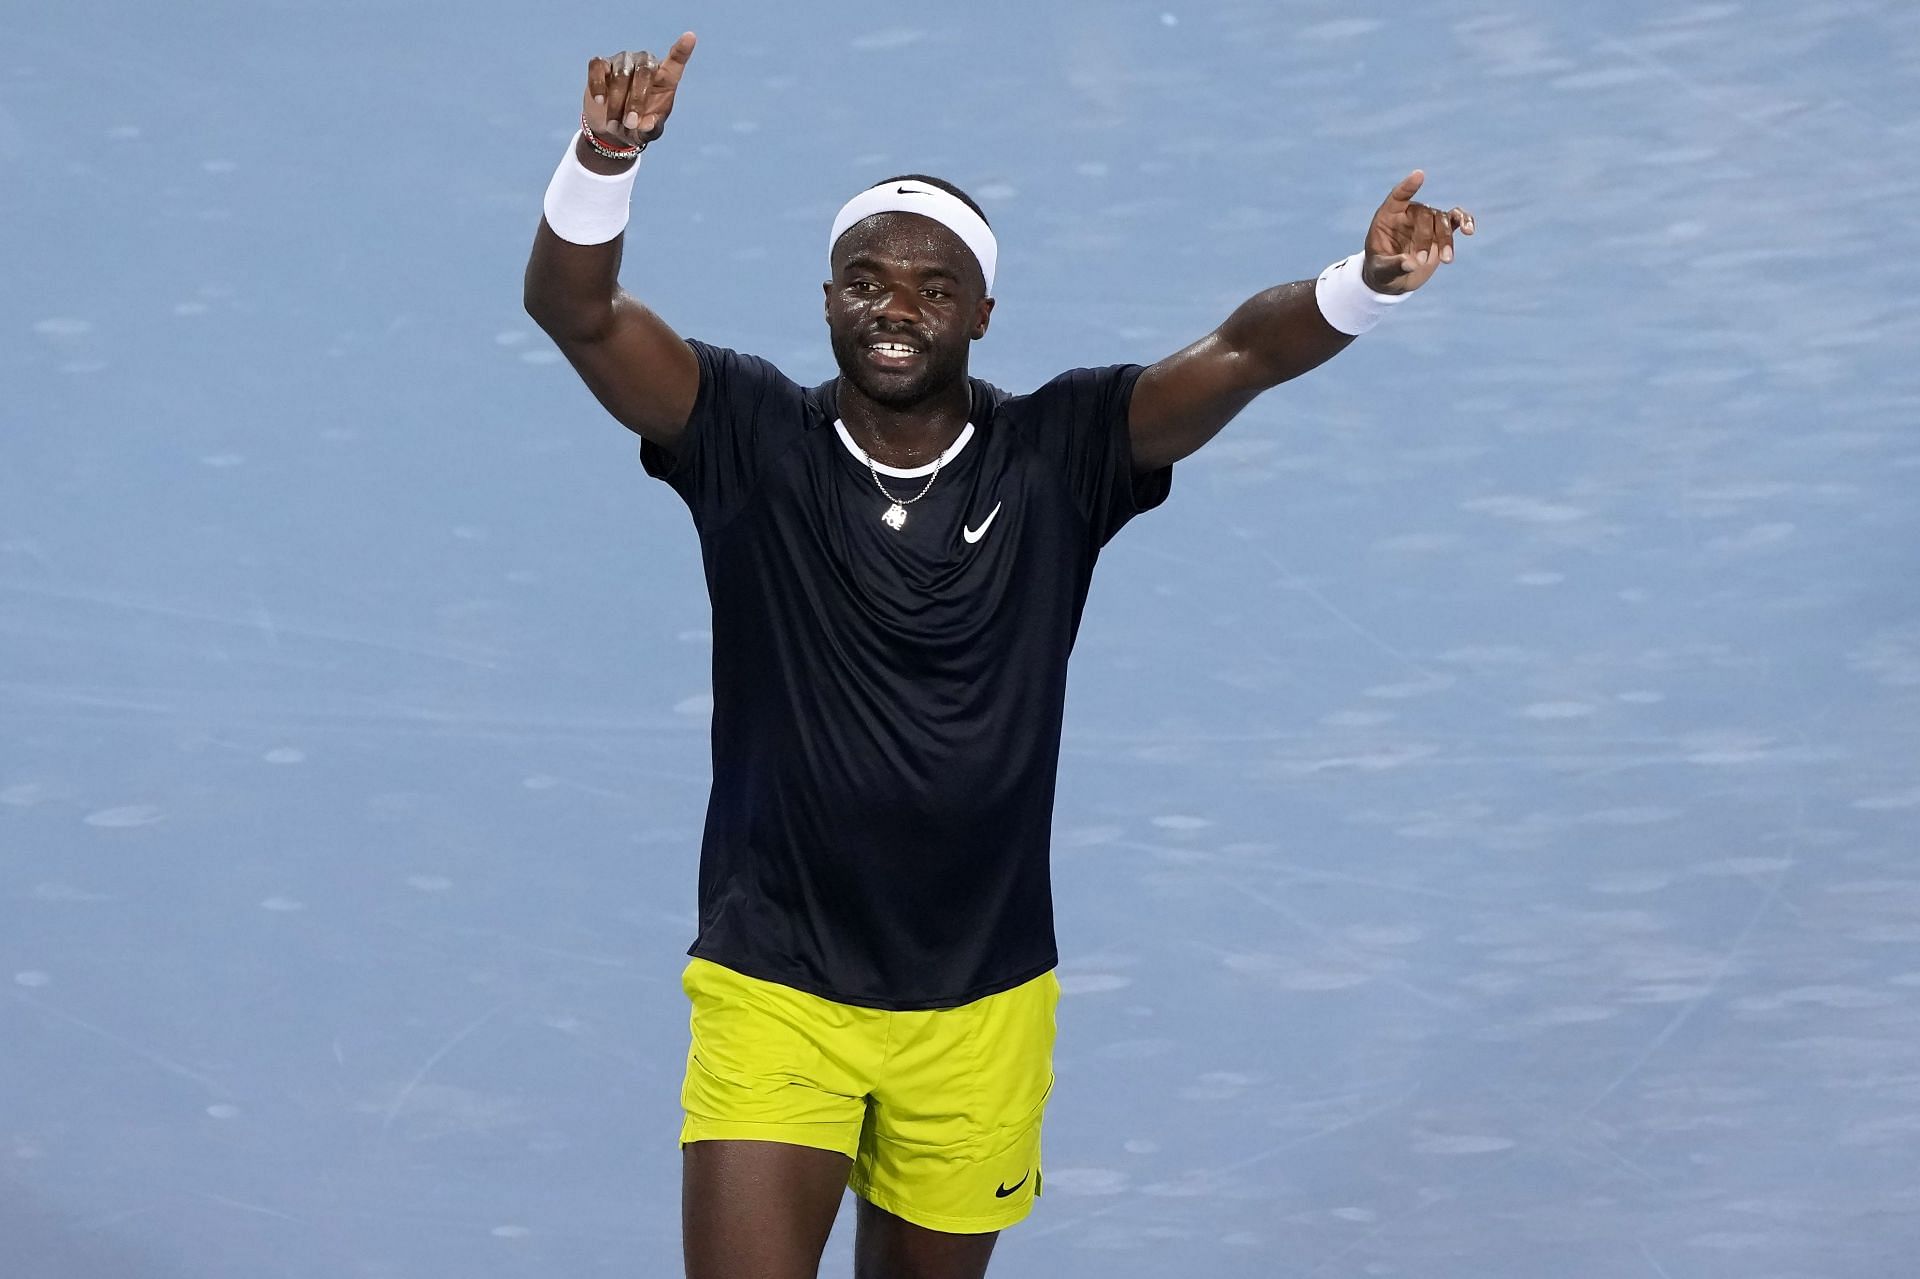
[1127,171,1473,473]
[524,35,701,452]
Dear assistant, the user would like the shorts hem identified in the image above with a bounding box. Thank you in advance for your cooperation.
[846,1174,1036,1235]
[680,1116,861,1160]
[686,948,1059,1012]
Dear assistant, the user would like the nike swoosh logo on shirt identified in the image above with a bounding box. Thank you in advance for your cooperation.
[995,1170,1030,1198]
[962,502,1003,544]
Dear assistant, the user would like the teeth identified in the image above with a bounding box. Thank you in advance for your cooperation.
[871,342,917,355]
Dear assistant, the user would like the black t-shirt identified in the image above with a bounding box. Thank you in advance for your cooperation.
[641,340,1172,1010]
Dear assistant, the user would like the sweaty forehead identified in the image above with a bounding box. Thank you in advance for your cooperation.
[831,212,983,288]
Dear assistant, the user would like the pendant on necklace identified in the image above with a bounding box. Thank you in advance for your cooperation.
[881,503,908,531]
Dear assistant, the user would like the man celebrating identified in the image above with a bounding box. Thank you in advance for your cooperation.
[524,33,1472,1279]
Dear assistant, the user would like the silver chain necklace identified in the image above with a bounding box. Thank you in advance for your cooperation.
[861,433,946,531]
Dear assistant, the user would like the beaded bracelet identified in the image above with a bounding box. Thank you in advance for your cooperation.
[579,112,647,161]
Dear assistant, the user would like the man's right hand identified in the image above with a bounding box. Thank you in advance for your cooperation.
[526,31,704,448]
[583,34,697,160]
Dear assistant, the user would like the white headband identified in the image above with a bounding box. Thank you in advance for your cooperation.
[828,180,998,297]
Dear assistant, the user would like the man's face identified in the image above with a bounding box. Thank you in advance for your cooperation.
[824,213,994,410]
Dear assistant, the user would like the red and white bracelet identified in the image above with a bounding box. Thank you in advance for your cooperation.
[579,112,646,161]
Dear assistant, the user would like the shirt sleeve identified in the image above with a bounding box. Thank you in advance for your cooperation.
[1015,363,1172,547]
[640,340,801,529]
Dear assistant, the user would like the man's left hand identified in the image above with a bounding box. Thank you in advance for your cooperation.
[1362,171,1473,295]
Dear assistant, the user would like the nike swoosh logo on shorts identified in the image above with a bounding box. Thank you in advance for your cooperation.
[995,1170,1030,1198]
[963,502,1003,544]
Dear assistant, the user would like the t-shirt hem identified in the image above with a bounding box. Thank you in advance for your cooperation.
[685,943,1059,1013]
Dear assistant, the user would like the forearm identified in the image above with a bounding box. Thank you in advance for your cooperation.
[1128,263,1392,470]
[524,230,624,342]
[1131,173,1469,471]
[523,138,638,341]
[1210,278,1354,392]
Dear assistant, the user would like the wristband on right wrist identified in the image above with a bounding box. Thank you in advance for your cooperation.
[542,133,641,246]
[1314,252,1407,336]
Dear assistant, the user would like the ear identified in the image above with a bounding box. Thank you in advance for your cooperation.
[823,279,832,320]
[971,296,995,341]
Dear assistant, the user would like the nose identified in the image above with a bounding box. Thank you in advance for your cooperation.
[873,286,920,324]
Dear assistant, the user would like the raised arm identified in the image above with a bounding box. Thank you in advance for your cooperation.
[524,36,701,452]
[1127,171,1473,473]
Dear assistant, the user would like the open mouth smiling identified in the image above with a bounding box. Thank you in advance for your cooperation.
[865,336,925,368]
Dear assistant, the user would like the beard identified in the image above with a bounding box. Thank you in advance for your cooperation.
[829,323,970,410]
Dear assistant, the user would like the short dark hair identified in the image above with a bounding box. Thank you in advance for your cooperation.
[879,174,990,226]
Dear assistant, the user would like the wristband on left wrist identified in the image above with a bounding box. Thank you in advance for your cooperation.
[1314,252,1406,336]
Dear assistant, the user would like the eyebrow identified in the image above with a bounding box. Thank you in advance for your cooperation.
[840,255,961,283]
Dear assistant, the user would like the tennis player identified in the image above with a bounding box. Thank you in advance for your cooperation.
[524,33,1472,1279]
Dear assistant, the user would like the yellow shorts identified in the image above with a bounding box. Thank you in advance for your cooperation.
[679,957,1060,1235]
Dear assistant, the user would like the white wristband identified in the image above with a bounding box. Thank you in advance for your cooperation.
[541,136,641,246]
[1314,252,1406,336]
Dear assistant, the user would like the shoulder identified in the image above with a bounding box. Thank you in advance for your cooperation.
[688,340,802,397]
[995,364,1145,425]
[968,375,1011,426]
[686,340,813,430]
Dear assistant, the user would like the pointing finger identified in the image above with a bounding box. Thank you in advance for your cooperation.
[642,34,696,130]
[1384,169,1425,209]
[634,34,697,133]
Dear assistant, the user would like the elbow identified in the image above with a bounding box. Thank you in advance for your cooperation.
[523,290,608,346]
[521,275,565,331]
[522,291,561,335]
[522,272,553,326]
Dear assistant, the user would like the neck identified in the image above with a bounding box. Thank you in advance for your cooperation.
[837,376,971,468]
